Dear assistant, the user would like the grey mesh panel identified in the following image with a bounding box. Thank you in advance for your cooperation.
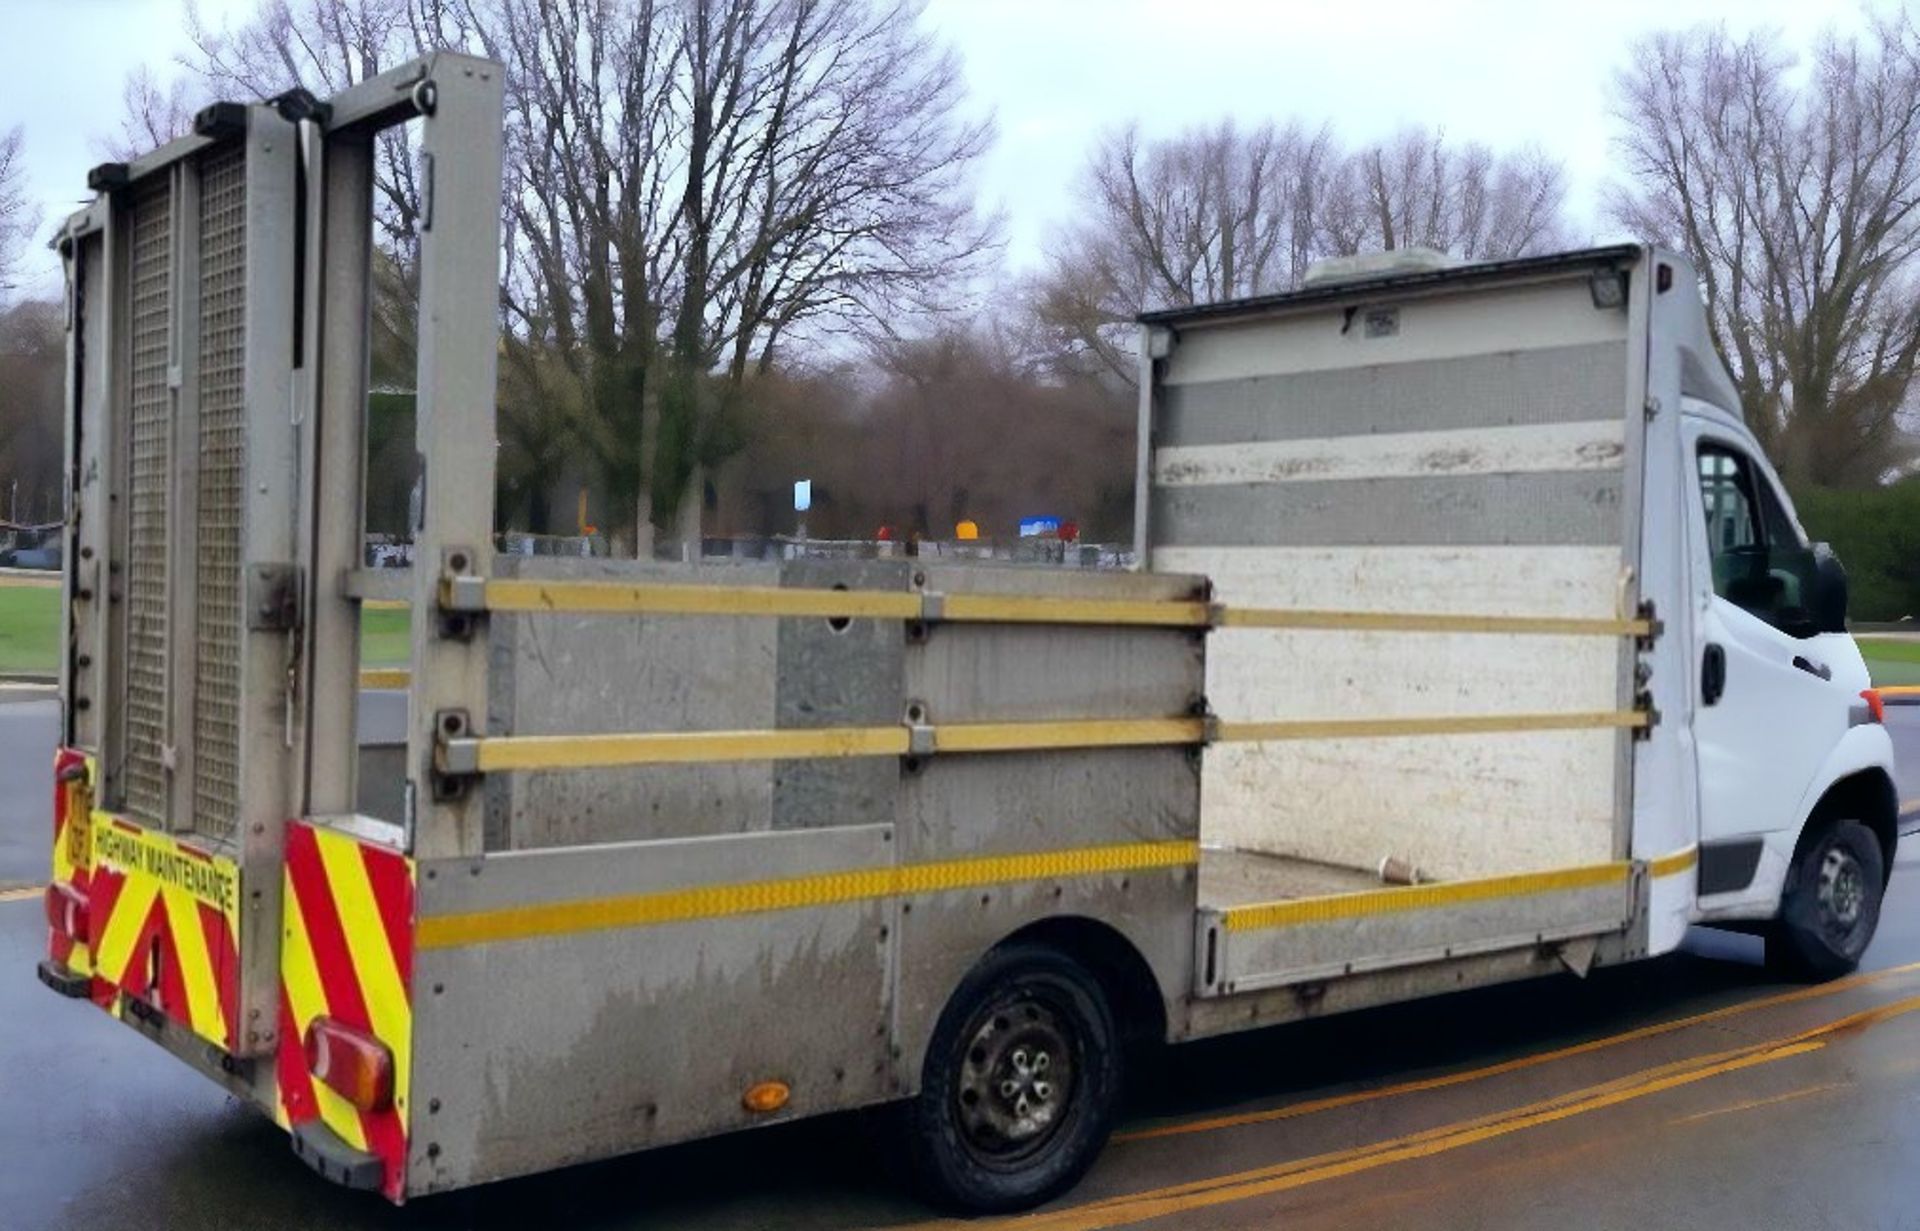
[1158,343,1628,447]
[192,144,247,840]
[1151,471,1625,548]
[124,175,173,824]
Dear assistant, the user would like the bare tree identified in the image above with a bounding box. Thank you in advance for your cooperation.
[487,0,993,543]
[0,126,33,295]
[1033,120,1566,385]
[170,0,991,548]
[713,322,1132,543]
[107,67,201,159]
[0,299,66,523]
[1032,121,1337,382]
[187,0,439,261]
[1321,129,1567,259]
[1609,17,1920,487]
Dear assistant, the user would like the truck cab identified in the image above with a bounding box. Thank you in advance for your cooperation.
[1682,396,1893,963]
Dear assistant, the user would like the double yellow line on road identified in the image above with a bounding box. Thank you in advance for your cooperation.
[1117,957,1920,1142]
[954,986,1920,1231]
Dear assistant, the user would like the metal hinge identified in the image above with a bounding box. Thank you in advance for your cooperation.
[1644,395,1662,420]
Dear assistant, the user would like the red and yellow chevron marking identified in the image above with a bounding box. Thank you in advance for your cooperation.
[85,814,242,1052]
[276,821,415,1202]
[49,749,96,976]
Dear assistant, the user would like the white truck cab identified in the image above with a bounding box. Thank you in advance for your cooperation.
[1681,397,1894,959]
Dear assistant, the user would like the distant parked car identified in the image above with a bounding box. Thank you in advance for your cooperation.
[0,532,61,570]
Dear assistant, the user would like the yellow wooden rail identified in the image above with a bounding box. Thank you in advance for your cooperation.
[1214,710,1651,743]
[1215,608,1652,637]
[436,576,1652,637]
[439,709,1647,773]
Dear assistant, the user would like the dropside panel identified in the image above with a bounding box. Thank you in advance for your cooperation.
[1195,862,1638,998]
[406,825,895,1196]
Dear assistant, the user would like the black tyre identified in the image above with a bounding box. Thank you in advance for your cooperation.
[1770,819,1886,981]
[906,943,1121,1214]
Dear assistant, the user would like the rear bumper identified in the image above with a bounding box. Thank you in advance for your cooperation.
[36,957,90,998]
[291,1120,386,1192]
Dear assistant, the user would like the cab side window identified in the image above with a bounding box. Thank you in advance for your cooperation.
[1696,445,1819,637]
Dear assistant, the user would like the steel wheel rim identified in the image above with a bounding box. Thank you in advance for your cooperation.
[1816,845,1868,946]
[953,990,1079,1165]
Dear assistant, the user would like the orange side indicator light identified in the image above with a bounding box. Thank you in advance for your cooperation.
[743,1080,791,1114]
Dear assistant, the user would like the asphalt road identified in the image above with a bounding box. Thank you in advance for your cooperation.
[2,697,1918,1231]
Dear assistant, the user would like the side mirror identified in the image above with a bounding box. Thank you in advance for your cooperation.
[1810,542,1848,635]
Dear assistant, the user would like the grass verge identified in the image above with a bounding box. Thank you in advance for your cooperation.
[0,582,412,674]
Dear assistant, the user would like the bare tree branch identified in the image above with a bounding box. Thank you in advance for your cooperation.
[1608,17,1920,486]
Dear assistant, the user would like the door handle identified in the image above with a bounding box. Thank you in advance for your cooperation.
[1792,655,1831,681]
[1702,643,1726,706]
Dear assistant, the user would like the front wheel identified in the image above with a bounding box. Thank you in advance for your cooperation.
[1770,819,1886,981]
[906,943,1121,1214]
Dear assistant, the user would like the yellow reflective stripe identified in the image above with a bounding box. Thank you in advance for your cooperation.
[357,668,410,689]
[160,883,224,1045]
[313,832,413,1120]
[1217,608,1651,637]
[282,867,369,1152]
[1216,711,1648,743]
[1221,862,1630,932]
[892,842,1196,895]
[1649,846,1699,878]
[95,875,157,981]
[417,839,1198,951]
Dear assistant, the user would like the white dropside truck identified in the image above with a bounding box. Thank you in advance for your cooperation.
[38,55,1898,1214]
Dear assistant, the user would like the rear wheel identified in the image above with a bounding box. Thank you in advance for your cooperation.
[906,943,1121,1214]
[1769,819,1885,981]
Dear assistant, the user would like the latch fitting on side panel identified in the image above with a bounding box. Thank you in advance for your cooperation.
[248,564,303,632]
[435,546,485,640]
[1634,599,1662,650]
[904,700,936,762]
[1633,691,1661,741]
[1189,696,1218,768]
[431,709,481,801]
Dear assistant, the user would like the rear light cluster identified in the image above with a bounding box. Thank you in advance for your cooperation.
[304,1016,395,1112]
[45,882,88,942]
[1860,689,1886,725]
[52,747,87,833]
[47,750,93,948]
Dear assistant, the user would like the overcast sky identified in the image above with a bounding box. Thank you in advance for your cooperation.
[0,0,1881,300]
